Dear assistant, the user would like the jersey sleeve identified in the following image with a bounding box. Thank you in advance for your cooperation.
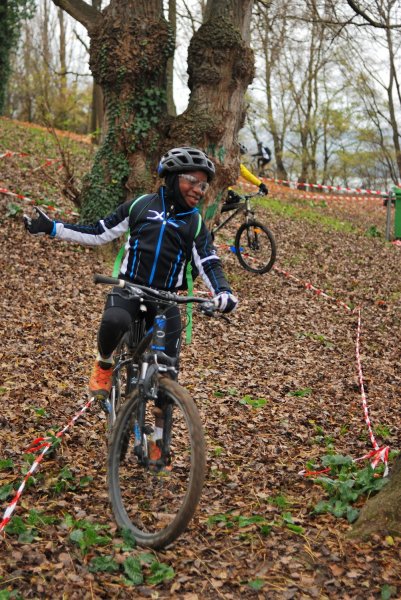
[191,221,232,295]
[240,163,261,187]
[51,199,133,245]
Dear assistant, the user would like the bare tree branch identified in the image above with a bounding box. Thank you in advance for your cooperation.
[346,0,401,29]
[74,28,89,52]
[51,0,101,31]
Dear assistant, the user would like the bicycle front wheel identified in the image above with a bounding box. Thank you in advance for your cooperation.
[107,377,206,549]
[234,220,276,274]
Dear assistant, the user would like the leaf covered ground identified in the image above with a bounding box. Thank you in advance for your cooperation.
[0,118,401,599]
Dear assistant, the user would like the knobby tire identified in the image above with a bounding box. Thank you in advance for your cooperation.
[107,376,206,549]
[234,220,276,274]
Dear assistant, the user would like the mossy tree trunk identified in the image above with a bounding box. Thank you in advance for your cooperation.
[168,0,255,223]
[82,0,173,221]
[51,0,255,223]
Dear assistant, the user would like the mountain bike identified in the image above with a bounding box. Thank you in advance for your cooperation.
[94,273,217,549]
[211,190,276,274]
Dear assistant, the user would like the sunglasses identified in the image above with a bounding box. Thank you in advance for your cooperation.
[179,174,209,193]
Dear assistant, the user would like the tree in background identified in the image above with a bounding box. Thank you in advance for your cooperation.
[46,0,254,223]
[250,0,290,181]
[6,0,401,196]
[6,0,93,133]
[0,0,35,114]
[343,1,401,185]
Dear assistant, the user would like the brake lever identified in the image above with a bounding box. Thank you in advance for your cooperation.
[199,301,216,317]
[199,303,231,323]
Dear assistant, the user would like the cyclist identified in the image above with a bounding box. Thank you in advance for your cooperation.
[24,146,238,405]
[252,142,272,177]
[224,143,268,207]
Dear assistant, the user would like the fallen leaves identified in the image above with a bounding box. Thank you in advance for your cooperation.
[1,122,401,598]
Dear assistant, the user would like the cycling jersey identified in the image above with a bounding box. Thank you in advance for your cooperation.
[51,187,231,295]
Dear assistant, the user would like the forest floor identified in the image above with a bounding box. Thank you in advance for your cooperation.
[0,118,401,599]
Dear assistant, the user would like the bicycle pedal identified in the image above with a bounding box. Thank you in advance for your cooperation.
[148,458,172,474]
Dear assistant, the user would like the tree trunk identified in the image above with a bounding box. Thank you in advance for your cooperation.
[41,0,51,112]
[167,0,255,223]
[257,1,288,181]
[385,25,401,182]
[166,0,177,117]
[79,0,173,220]
[0,0,34,114]
[57,8,68,126]
[90,81,104,143]
[349,456,401,539]
[89,0,103,143]
[52,0,255,223]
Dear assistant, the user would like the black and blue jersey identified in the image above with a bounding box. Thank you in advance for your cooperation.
[51,187,231,295]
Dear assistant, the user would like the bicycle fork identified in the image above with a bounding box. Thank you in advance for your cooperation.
[133,314,174,469]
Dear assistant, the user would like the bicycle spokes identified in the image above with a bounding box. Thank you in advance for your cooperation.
[234,220,277,274]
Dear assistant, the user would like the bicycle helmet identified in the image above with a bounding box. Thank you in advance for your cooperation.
[158,147,215,181]
[239,143,248,155]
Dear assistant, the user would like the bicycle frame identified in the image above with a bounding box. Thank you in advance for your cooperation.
[211,195,255,237]
[109,302,179,468]
[113,302,178,398]
[93,274,216,465]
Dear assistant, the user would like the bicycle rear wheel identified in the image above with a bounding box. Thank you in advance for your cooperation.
[107,377,206,549]
[234,220,276,274]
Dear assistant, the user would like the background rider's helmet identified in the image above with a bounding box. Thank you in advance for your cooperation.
[158,147,215,181]
[239,143,248,155]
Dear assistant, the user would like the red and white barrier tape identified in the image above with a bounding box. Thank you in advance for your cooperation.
[0,397,95,535]
[238,177,387,202]
[264,176,389,198]
[0,186,79,217]
[354,307,389,475]
[0,187,31,202]
[270,268,389,477]
[32,158,62,172]
[273,265,353,313]
[298,306,389,477]
[214,247,387,475]
[0,150,61,171]
[0,151,29,160]
[217,235,391,476]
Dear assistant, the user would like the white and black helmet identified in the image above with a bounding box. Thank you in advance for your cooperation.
[158,147,215,181]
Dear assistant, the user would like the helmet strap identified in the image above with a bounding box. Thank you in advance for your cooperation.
[164,172,188,210]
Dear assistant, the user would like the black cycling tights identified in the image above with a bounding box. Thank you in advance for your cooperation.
[97,288,182,360]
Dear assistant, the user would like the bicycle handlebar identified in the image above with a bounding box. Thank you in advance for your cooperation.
[245,190,266,199]
[93,274,216,310]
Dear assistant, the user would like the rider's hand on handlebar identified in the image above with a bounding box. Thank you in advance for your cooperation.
[258,182,268,195]
[213,291,238,314]
[23,207,54,235]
